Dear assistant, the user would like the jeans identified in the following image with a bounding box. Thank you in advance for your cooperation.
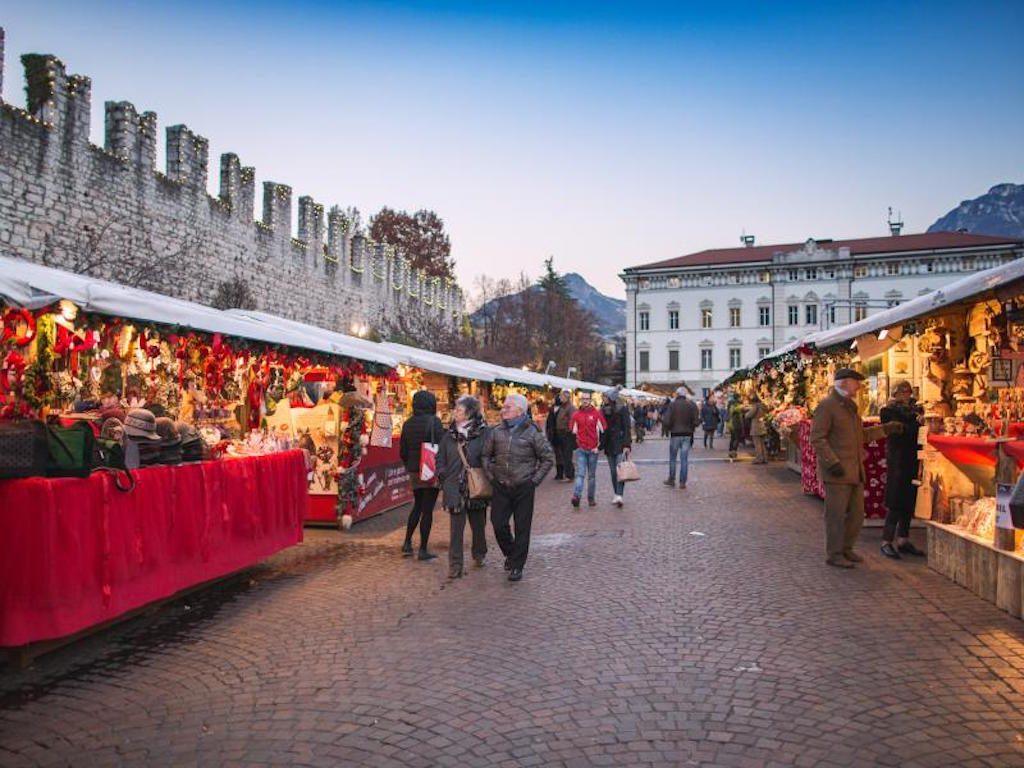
[717,408,727,436]
[668,435,692,485]
[405,487,439,550]
[573,449,599,501]
[607,452,626,496]
[703,429,715,449]
[491,483,535,570]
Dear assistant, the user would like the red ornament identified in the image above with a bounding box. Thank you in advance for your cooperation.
[1,308,36,348]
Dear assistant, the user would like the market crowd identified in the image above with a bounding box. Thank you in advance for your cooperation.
[397,372,926,582]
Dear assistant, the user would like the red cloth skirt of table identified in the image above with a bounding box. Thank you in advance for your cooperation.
[0,450,307,648]
[925,434,999,468]
[307,442,413,525]
[796,419,888,519]
[1000,440,1024,469]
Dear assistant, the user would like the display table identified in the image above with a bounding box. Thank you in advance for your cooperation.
[927,521,1024,619]
[796,419,888,519]
[0,450,307,649]
[306,442,414,525]
[926,434,1000,494]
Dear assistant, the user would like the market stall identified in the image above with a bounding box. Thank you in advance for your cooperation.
[0,256,395,652]
[801,258,1024,616]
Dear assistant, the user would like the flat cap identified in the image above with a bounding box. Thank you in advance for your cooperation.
[833,367,866,382]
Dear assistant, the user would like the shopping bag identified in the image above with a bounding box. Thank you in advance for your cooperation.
[419,441,439,482]
[616,458,641,482]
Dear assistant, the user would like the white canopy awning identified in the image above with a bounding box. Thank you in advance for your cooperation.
[812,257,1024,349]
[225,309,399,368]
[378,341,497,382]
[0,255,398,368]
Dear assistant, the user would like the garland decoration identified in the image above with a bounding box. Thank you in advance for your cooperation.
[335,398,369,529]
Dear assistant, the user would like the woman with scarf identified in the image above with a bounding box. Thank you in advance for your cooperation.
[879,380,925,559]
[436,395,491,579]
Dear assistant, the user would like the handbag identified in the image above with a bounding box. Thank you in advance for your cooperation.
[46,421,96,478]
[418,420,439,483]
[456,441,492,500]
[616,457,641,482]
[0,420,49,479]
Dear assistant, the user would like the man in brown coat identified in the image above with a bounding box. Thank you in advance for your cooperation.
[810,368,903,568]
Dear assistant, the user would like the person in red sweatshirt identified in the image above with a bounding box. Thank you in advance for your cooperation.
[569,391,607,508]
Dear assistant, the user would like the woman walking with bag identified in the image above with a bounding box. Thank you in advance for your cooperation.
[600,389,633,508]
[399,390,444,560]
[436,395,491,579]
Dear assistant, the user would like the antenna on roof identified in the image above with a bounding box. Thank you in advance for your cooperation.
[887,207,904,237]
[740,230,755,247]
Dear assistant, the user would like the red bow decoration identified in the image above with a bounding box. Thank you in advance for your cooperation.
[1,308,36,348]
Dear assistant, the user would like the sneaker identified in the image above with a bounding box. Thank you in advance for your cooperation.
[447,565,463,579]
[663,479,675,488]
[417,550,438,561]
[472,555,486,568]
[588,499,596,507]
[508,568,523,582]
[679,483,687,489]
[897,542,926,557]
[842,550,864,563]
[880,542,901,559]
[571,495,580,508]
[826,556,854,569]
[612,495,623,508]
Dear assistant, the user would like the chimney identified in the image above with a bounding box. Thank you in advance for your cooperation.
[887,207,903,236]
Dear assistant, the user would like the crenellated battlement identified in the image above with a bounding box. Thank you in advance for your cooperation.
[0,26,464,335]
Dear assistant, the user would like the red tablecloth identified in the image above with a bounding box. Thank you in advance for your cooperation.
[796,419,888,519]
[925,434,999,468]
[0,450,307,648]
[1000,440,1024,469]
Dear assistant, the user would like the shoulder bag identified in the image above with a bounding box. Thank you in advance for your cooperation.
[456,440,492,500]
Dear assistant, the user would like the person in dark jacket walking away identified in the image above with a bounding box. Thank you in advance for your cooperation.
[545,389,576,481]
[569,392,607,508]
[879,380,925,560]
[483,393,555,582]
[700,397,720,449]
[631,402,646,443]
[659,398,672,437]
[601,388,632,508]
[398,390,444,560]
[436,395,490,579]
[664,387,699,488]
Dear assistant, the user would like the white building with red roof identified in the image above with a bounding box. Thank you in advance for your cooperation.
[620,230,1024,393]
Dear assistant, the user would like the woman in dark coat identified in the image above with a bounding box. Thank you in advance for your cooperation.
[399,390,444,559]
[700,398,720,449]
[879,380,924,559]
[599,389,632,508]
[436,395,490,579]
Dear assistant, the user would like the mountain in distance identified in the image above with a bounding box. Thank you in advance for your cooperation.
[928,183,1024,238]
[471,272,626,337]
[561,273,626,336]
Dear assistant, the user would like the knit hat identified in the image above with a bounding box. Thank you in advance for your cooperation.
[124,408,160,440]
[99,417,124,442]
[605,387,619,402]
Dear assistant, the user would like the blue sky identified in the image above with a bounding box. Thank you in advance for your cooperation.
[2,1,1022,296]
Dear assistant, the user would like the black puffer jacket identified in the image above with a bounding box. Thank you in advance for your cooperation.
[436,416,489,510]
[483,417,554,489]
[399,391,444,485]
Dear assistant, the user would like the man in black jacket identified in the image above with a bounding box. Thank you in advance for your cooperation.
[664,387,699,489]
[600,388,632,508]
[483,393,555,582]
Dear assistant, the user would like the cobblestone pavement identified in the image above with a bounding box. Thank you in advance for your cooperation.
[3,438,1024,767]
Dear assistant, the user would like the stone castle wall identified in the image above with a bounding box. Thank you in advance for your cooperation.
[0,28,463,335]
